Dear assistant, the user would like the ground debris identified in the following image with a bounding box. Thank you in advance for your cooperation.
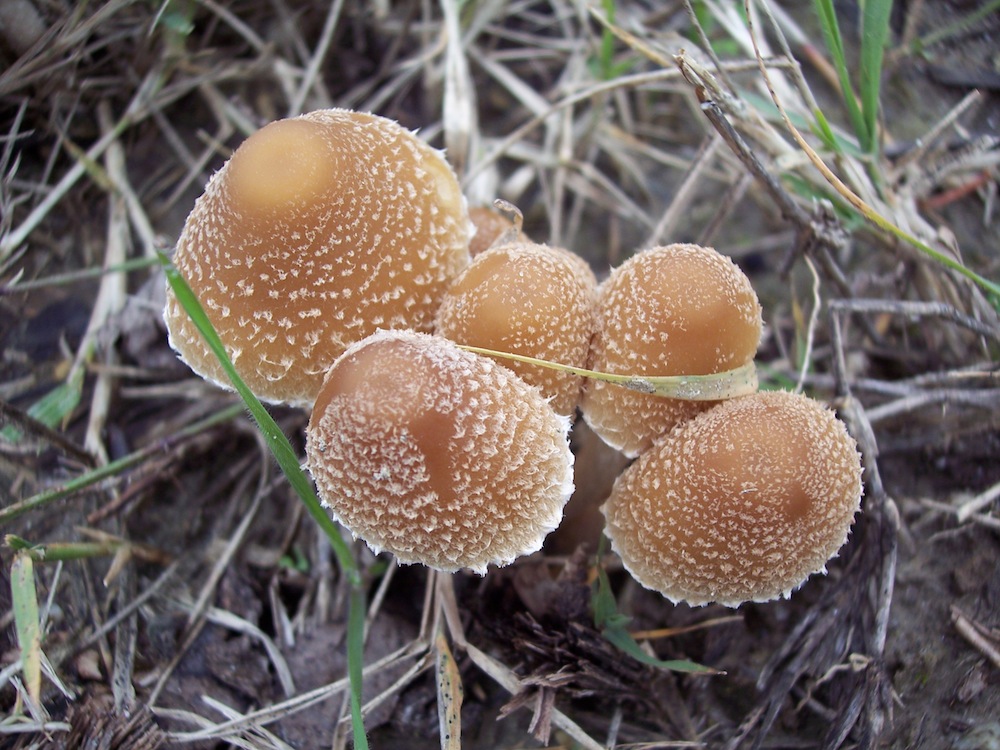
[65,691,164,750]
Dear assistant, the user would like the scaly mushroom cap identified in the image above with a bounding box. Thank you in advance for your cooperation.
[581,243,762,457]
[164,109,471,406]
[603,391,863,607]
[305,330,575,574]
[435,242,598,416]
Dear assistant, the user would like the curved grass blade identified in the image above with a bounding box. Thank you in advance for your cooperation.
[813,0,866,149]
[456,344,759,401]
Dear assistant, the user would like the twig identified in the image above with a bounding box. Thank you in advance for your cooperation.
[0,403,244,527]
[161,641,428,742]
[464,642,605,750]
[0,397,95,467]
[890,90,983,178]
[956,480,1000,523]
[827,298,1000,342]
[286,0,341,115]
[743,0,1000,298]
[864,390,999,425]
[795,255,822,393]
[951,606,1000,670]
[147,465,267,705]
[0,68,164,259]
[645,132,723,247]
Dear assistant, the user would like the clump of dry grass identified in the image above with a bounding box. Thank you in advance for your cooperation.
[1,1,998,749]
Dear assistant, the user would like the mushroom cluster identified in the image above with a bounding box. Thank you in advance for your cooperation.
[166,107,863,600]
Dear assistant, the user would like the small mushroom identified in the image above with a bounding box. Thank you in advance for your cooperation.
[434,241,598,416]
[581,243,762,457]
[467,205,525,256]
[305,330,574,574]
[602,391,864,607]
[164,109,471,406]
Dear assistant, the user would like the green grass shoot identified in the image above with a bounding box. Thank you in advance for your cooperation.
[11,551,42,706]
[593,553,716,674]
[812,0,892,186]
[0,369,83,444]
[0,403,244,527]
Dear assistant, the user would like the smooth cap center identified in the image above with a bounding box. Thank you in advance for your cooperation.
[227,118,333,214]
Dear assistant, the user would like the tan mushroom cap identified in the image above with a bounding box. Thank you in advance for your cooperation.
[467,205,524,256]
[581,243,762,457]
[603,391,863,607]
[435,241,598,416]
[164,109,472,406]
[305,330,575,574]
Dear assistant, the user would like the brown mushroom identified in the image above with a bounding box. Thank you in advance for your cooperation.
[467,205,527,256]
[164,109,471,406]
[602,390,864,607]
[434,241,598,416]
[305,330,575,574]
[581,243,762,456]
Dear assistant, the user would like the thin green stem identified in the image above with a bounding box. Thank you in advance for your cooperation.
[914,0,1000,51]
[812,0,866,150]
[859,0,892,165]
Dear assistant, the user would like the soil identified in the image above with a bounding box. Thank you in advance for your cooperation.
[1,2,998,750]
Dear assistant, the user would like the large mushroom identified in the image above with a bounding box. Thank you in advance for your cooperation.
[164,109,471,406]
[305,330,575,574]
[602,391,864,607]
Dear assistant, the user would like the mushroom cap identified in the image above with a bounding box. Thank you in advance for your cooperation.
[467,205,523,256]
[305,330,575,574]
[581,243,762,457]
[602,390,863,607]
[434,241,598,416]
[164,109,471,406]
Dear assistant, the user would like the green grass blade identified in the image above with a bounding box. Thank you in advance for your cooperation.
[11,551,42,704]
[6,535,123,562]
[593,563,716,674]
[159,255,357,583]
[859,0,893,155]
[812,0,867,149]
[348,585,369,748]
[810,106,841,153]
[160,254,369,749]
